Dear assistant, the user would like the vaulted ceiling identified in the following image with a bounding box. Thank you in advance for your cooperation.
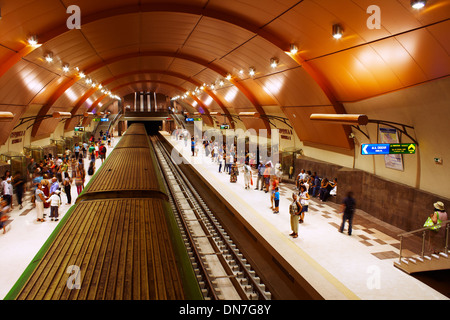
[0,0,449,149]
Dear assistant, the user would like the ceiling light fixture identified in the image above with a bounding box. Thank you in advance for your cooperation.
[45,52,53,62]
[290,44,298,54]
[270,58,279,68]
[62,64,70,73]
[249,67,256,77]
[27,35,39,47]
[411,0,426,9]
[52,111,72,119]
[332,24,344,39]
[78,71,85,78]
[226,74,232,81]
[0,111,14,122]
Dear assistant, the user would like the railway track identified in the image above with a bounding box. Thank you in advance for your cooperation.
[151,136,271,300]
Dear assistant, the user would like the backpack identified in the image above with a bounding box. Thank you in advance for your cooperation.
[88,166,94,176]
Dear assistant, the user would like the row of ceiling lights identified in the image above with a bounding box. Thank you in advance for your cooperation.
[173,0,428,102]
[27,36,121,101]
[23,0,429,104]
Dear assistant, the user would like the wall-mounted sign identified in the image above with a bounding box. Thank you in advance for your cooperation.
[389,143,416,154]
[220,125,230,130]
[74,126,85,132]
[361,143,416,155]
[10,131,25,138]
[100,118,109,122]
[186,118,194,122]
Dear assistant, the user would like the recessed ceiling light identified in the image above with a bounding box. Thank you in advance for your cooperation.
[290,44,298,54]
[411,0,426,9]
[27,35,39,47]
[249,67,256,77]
[62,64,70,72]
[270,58,279,68]
[45,52,53,62]
[332,24,343,39]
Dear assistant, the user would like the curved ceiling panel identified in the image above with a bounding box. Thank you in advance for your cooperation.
[0,60,58,106]
[0,0,447,151]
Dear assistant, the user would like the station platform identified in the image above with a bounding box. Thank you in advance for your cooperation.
[0,138,117,300]
[161,131,448,300]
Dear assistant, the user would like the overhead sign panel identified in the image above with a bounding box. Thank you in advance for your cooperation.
[361,143,416,155]
[361,144,390,155]
[389,143,416,154]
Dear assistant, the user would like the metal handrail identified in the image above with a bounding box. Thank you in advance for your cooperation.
[398,219,449,263]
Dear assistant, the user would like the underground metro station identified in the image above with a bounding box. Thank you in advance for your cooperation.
[0,0,448,305]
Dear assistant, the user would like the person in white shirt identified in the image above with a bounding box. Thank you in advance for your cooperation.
[46,190,61,221]
[1,177,13,209]
[298,184,310,224]
[243,162,252,189]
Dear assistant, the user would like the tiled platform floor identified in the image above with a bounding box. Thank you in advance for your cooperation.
[0,138,118,299]
[163,132,448,300]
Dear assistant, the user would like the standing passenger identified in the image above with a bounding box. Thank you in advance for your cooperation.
[255,162,264,191]
[339,192,356,236]
[63,177,72,205]
[273,187,280,214]
[289,193,301,238]
[35,183,47,222]
[0,198,11,233]
[13,172,25,210]
[298,185,310,224]
[46,190,61,221]
[243,162,252,189]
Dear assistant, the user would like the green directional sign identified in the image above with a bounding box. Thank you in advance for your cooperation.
[389,143,416,154]
[361,143,416,155]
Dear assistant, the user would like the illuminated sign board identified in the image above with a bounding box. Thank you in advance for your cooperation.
[74,126,85,132]
[361,143,416,155]
[220,125,230,130]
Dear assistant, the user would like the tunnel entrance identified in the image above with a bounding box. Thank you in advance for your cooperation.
[127,121,162,135]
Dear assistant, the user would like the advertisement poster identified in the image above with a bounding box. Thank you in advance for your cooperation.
[379,127,403,171]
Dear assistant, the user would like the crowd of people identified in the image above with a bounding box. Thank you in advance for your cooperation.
[176,133,357,240]
[0,134,109,232]
[176,131,448,250]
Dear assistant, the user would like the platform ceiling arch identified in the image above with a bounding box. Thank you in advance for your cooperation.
[0,0,448,149]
